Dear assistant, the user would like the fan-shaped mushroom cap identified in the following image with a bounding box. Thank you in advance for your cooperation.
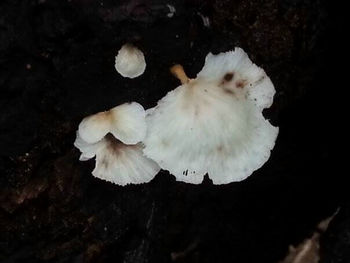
[75,132,103,161]
[143,48,278,184]
[75,134,160,185]
[109,102,147,144]
[115,43,146,78]
[197,48,275,110]
[78,102,146,145]
[78,111,110,144]
[74,102,159,185]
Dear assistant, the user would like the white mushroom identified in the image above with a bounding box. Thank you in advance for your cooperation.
[75,134,160,186]
[143,47,279,184]
[74,102,160,185]
[108,102,147,145]
[115,43,146,78]
[167,4,176,18]
[78,102,147,145]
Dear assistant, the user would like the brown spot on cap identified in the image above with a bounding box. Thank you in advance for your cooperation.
[224,72,234,81]
[236,80,247,89]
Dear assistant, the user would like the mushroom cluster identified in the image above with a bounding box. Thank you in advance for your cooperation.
[74,103,160,186]
[75,47,279,185]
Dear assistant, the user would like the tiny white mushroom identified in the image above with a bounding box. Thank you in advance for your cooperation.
[115,43,146,78]
[74,102,160,185]
[167,4,176,18]
[109,102,147,145]
[78,111,111,144]
[143,47,278,184]
[78,102,147,145]
[75,134,160,186]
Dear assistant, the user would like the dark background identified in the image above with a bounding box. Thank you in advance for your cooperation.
[0,0,347,262]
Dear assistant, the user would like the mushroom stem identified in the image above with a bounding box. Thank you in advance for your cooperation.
[170,64,190,84]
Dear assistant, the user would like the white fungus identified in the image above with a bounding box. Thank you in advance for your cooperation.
[115,43,146,78]
[167,4,176,18]
[78,102,147,145]
[143,47,279,184]
[74,102,160,186]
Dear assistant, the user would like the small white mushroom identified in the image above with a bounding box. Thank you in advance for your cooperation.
[75,134,160,186]
[115,43,146,78]
[143,47,278,184]
[78,111,111,144]
[108,102,147,145]
[166,4,176,18]
[78,102,146,145]
[74,102,160,185]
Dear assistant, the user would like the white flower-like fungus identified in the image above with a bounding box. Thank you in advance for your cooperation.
[143,47,279,184]
[78,102,146,145]
[74,102,160,186]
[115,43,146,78]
